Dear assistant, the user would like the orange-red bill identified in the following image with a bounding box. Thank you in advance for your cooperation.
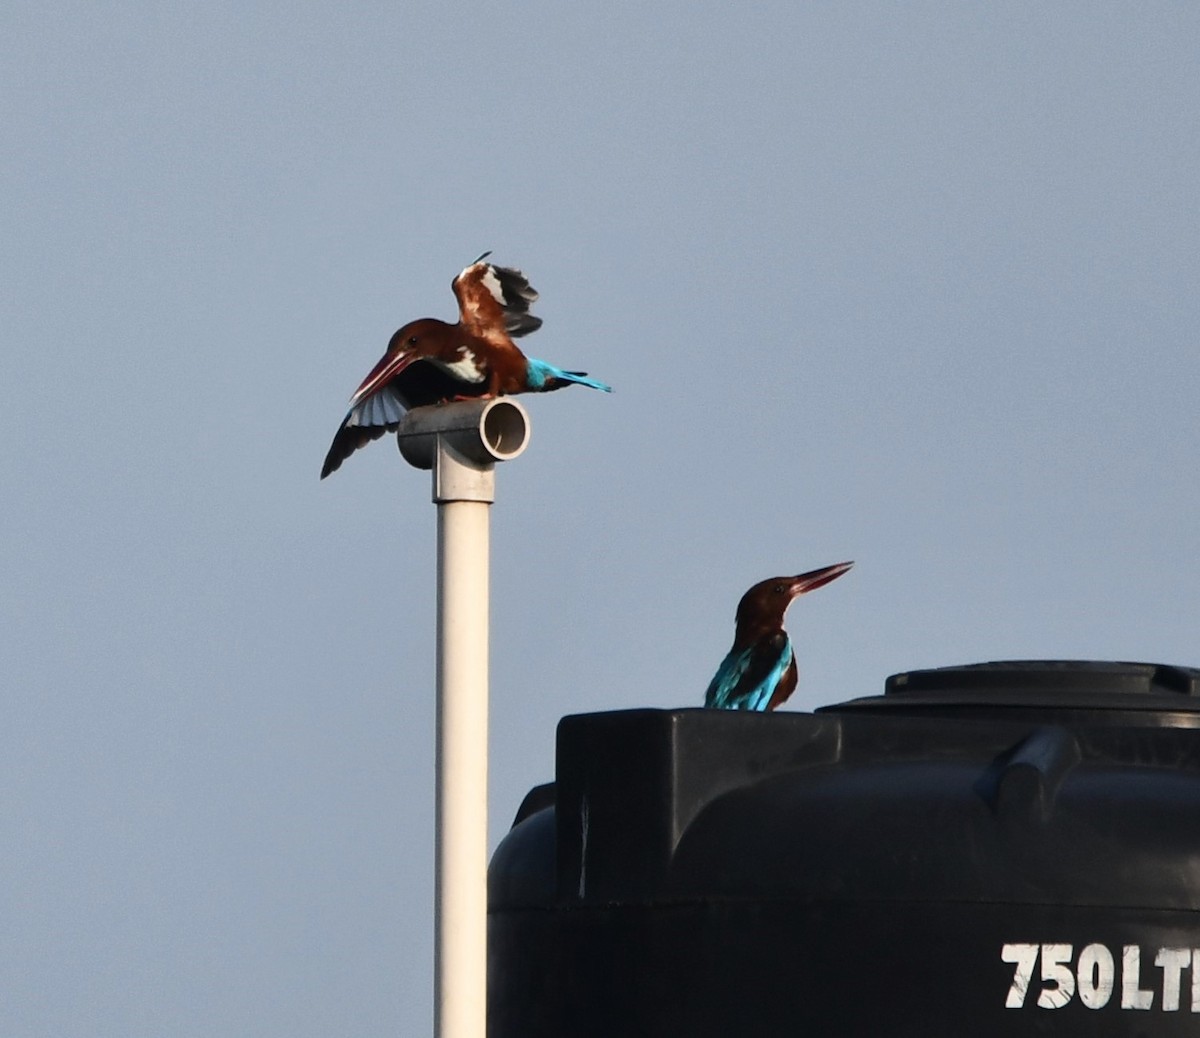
[789,561,853,597]
[348,347,419,407]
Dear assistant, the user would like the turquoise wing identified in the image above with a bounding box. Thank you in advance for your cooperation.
[704,636,793,711]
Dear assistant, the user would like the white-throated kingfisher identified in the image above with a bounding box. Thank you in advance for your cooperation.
[321,253,612,478]
[704,562,853,711]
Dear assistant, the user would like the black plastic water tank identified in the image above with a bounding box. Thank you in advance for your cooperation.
[488,660,1200,1036]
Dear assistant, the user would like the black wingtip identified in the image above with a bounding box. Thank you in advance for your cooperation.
[320,422,394,480]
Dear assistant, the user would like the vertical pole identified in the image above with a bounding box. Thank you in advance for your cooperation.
[396,399,529,1038]
[433,440,494,1038]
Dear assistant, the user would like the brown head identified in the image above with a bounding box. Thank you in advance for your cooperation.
[733,561,853,645]
[349,318,476,406]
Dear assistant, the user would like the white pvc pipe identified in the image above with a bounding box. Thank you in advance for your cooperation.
[394,399,530,1038]
[435,496,489,1038]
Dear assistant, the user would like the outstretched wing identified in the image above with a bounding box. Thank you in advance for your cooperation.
[703,634,793,711]
[321,357,500,478]
[320,384,409,478]
[452,256,543,342]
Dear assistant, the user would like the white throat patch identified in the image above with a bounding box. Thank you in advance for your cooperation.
[435,347,486,383]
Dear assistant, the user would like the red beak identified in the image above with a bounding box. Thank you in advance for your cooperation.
[348,346,420,406]
[787,561,853,598]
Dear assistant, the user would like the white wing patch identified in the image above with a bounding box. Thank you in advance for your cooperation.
[347,385,406,428]
[436,348,485,384]
[479,266,506,306]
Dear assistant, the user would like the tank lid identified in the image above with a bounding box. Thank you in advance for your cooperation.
[827,659,1200,720]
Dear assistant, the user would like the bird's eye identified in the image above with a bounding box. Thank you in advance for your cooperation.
[773,584,786,594]
[408,336,419,345]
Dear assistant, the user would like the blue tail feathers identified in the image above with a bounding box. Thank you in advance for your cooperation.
[525,357,613,393]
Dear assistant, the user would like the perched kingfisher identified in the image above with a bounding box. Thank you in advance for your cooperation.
[704,562,853,711]
[320,253,612,478]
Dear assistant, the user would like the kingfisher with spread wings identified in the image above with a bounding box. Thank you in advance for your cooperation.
[704,562,854,711]
[321,253,612,478]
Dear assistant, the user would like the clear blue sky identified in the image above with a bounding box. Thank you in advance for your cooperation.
[5,3,1199,1033]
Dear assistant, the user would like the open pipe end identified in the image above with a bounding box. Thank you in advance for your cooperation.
[396,397,532,470]
[481,399,530,461]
